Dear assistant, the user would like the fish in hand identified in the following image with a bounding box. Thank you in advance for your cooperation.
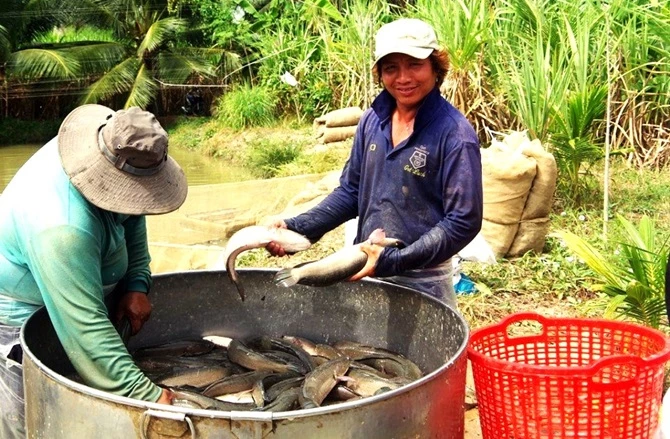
[274,228,403,288]
[221,225,311,301]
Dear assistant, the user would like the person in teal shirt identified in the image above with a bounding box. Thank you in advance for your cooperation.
[0,105,188,438]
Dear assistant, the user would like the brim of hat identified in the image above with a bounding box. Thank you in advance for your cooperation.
[58,104,188,215]
[373,46,435,68]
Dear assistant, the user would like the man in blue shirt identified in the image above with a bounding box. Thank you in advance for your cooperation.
[0,105,187,438]
[267,18,483,307]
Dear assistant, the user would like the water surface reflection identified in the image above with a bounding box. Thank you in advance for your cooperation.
[1,144,252,192]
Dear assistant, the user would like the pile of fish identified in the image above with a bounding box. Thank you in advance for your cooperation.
[132,334,423,412]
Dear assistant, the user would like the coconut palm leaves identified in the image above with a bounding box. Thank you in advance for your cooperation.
[81,1,215,108]
[7,47,80,80]
[5,0,218,109]
[0,25,9,64]
[558,214,669,329]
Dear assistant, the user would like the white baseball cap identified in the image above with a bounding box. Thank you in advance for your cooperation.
[373,18,440,67]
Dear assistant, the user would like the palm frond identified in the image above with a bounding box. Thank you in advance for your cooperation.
[620,281,666,329]
[175,47,242,77]
[65,42,127,75]
[559,214,669,329]
[82,56,139,104]
[7,47,80,79]
[556,230,629,289]
[156,51,214,83]
[124,63,157,109]
[137,17,187,57]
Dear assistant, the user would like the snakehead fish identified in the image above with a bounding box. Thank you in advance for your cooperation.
[221,225,311,301]
[274,228,403,288]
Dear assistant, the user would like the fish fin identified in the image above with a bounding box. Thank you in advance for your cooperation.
[274,268,298,288]
[368,228,386,243]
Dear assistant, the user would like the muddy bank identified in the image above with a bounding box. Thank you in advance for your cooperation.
[147,171,342,273]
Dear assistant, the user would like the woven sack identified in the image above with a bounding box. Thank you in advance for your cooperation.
[506,217,551,257]
[482,147,537,225]
[480,219,519,258]
[314,106,363,128]
[519,139,557,220]
[319,125,358,144]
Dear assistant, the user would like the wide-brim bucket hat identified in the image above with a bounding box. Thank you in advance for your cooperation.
[58,104,188,215]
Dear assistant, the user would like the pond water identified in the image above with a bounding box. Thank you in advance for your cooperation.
[0,143,253,192]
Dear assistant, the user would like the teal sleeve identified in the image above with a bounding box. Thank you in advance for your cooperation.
[25,225,162,402]
[122,216,153,293]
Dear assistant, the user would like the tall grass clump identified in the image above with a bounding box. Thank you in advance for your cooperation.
[413,0,506,138]
[251,1,333,121]
[246,138,303,178]
[215,83,276,130]
[314,0,395,109]
[607,1,670,169]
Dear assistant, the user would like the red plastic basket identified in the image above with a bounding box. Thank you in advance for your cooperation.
[467,312,670,439]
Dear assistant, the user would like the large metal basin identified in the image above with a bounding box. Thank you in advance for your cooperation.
[21,269,469,438]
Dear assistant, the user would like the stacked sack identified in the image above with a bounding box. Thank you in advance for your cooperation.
[314,107,363,144]
[480,131,557,259]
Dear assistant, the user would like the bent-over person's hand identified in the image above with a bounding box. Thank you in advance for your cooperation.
[116,291,152,335]
[347,241,384,282]
[156,388,174,405]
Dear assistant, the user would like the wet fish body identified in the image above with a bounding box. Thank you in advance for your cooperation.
[250,336,317,373]
[155,364,232,389]
[132,339,217,359]
[275,246,367,287]
[333,340,423,380]
[344,369,410,397]
[274,228,402,288]
[227,338,303,374]
[222,226,311,300]
[131,334,421,413]
[172,388,256,411]
[299,357,352,409]
[202,370,273,398]
[264,376,305,403]
[259,387,301,412]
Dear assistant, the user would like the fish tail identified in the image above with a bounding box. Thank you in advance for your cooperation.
[274,268,298,288]
[235,283,246,301]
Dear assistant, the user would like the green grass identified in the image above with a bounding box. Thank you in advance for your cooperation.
[0,118,62,145]
[215,84,277,130]
[246,138,304,179]
[168,115,351,176]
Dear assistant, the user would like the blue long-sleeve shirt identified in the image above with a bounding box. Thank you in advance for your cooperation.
[0,138,162,402]
[286,87,483,277]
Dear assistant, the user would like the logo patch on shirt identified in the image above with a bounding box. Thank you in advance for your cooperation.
[404,146,427,177]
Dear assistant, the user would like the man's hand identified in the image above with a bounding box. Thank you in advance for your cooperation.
[347,241,383,281]
[262,219,289,257]
[115,291,152,335]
